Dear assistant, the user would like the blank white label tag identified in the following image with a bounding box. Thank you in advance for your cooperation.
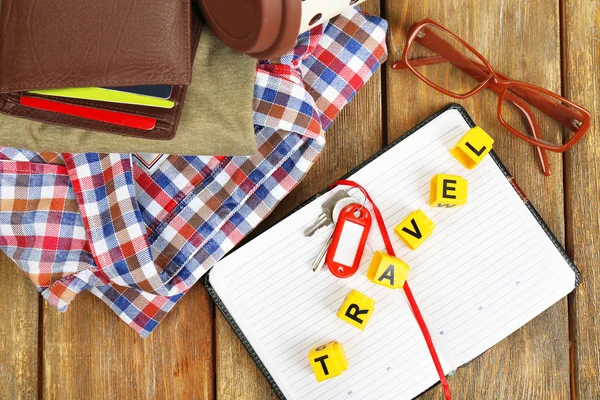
[332,220,364,266]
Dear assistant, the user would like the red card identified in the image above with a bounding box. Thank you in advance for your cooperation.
[20,96,157,131]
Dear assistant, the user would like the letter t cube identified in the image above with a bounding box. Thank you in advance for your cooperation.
[308,341,348,382]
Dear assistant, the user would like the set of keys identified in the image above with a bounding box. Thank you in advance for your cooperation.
[305,190,372,278]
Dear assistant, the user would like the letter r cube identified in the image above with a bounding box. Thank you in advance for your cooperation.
[366,251,410,289]
[450,126,494,169]
[337,290,375,330]
[308,341,348,382]
[430,174,468,208]
[394,210,436,250]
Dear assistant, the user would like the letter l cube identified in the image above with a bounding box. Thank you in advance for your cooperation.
[450,126,494,169]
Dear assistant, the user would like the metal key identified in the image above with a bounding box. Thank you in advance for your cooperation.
[304,190,350,237]
[312,197,361,272]
[312,235,334,273]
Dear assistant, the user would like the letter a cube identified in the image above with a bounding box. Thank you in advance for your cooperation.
[337,290,375,330]
[308,341,348,382]
[450,126,494,169]
[394,210,436,250]
[430,174,468,208]
[366,251,410,289]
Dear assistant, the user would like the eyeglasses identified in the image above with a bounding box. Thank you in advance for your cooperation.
[392,18,592,176]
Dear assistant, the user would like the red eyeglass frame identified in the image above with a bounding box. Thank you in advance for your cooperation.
[392,18,592,176]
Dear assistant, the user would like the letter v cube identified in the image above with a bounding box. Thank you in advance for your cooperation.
[337,290,375,330]
[450,126,494,169]
[394,210,436,250]
[308,341,348,382]
[366,251,410,289]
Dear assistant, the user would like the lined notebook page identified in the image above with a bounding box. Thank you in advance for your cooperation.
[210,202,450,400]
[209,109,577,399]
[352,109,576,368]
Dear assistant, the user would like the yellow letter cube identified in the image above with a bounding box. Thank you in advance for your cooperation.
[308,341,348,382]
[450,126,494,169]
[366,251,410,289]
[337,290,375,330]
[430,174,468,208]
[394,210,436,250]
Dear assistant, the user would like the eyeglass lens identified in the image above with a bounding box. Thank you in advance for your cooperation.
[406,24,492,96]
[500,85,586,147]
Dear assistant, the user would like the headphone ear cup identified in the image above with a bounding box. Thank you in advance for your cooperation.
[198,0,301,60]
[247,0,301,59]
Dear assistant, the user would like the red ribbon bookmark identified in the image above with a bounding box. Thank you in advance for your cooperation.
[332,179,452,400]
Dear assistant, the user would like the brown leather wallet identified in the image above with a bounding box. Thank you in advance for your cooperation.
[0,0,202,140]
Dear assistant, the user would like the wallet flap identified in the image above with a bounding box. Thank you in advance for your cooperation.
[0,0,192,93]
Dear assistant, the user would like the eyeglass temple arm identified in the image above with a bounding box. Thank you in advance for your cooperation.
[392,31,581,131]
[509,97,552,176]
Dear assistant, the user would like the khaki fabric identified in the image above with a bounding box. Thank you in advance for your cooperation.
[0,28,257,156]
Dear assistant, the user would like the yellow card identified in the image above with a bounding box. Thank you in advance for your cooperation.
[29,87,175,109]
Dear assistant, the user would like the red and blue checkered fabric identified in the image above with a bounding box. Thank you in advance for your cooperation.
[0,9,388,337]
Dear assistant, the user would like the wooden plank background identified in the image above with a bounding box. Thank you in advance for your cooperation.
[563,1,600,399]
[0,0,598,399]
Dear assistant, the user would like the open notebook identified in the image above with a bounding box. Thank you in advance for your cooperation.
[205,105,580,400]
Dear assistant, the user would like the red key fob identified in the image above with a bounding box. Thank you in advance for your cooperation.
[326,204,372,278]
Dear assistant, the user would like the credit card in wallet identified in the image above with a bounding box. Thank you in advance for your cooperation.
[20,96,157,130]
[28,87,175,109]
[108,85,173,99]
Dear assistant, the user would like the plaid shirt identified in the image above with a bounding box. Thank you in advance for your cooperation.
[0,9,388,337]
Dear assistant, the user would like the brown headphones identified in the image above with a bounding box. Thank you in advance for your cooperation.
[197,0,367,59]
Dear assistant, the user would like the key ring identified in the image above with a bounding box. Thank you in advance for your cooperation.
[347,187,368,213]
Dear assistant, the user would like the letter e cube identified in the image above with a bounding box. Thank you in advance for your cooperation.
[394,210,436,250]
[337,290,375,330]
[430,174,468,208]
[366,251,410,289]
[450,126,494,169]
[308,341,348,382]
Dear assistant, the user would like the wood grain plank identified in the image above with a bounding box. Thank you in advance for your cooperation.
[0,255,39,400]
[42,285,214,399]
[562,1,600,399]
[215,3,384,398]
[384,0,571,398]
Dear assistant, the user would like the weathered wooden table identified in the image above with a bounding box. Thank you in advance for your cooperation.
[1,1,598,399]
